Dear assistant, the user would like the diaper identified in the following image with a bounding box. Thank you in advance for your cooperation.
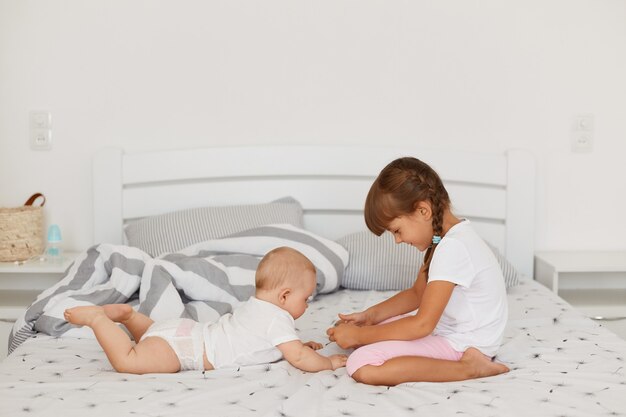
[140,318,205,371]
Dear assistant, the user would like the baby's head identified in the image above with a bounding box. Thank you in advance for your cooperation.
[255,247,317,319]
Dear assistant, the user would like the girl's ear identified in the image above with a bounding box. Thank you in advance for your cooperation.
[414,201,432,220]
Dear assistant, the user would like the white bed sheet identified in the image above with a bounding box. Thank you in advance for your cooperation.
[1,280,625,417]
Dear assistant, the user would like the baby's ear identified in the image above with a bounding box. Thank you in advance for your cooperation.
[278,288,291,304]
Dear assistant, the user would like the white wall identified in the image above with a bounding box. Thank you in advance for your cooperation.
[1,0,625,253]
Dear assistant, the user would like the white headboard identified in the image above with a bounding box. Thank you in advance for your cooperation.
[93,146,535,277]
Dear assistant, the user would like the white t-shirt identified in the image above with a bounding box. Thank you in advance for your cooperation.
[428,220,508,357]
[203,297,300,369]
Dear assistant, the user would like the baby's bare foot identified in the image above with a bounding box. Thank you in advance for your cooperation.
[102,304,134,323]
[64,306,107,327]
[461,347,509,379]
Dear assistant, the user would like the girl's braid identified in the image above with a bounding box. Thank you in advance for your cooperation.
[422,182,445,280]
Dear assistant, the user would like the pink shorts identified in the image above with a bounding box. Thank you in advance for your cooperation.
[346,316,463,377]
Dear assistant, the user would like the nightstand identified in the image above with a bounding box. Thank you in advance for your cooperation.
[0,252,80,359]
[534,251,626,339]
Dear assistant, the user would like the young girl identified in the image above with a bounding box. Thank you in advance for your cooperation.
[326,157,510,386]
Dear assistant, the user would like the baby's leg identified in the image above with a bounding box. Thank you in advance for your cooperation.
[64,306,179,374]
[118,336,181,374]
[101,304,154,342]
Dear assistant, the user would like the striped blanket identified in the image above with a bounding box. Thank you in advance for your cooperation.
[8,224,348,354]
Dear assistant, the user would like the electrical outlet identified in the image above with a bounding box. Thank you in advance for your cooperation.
[571,114,594,153]
[571,131,593,153]
[30,129,52,150]
[29,111,53,150]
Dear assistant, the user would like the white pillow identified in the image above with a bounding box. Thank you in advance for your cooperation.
[124,197,303,256]
[337,230,520,290]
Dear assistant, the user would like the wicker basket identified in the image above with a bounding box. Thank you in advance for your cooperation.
[0,193,46,262]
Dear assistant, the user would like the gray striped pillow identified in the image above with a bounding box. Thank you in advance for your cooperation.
[338,231,423,290]
[486,242,520,288]
[337,231,520,290]
[125,197,304,257]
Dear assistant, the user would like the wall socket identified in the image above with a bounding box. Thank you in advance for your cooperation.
[29,111,52,150]
[571,113,594,153]
[30,129,52,150]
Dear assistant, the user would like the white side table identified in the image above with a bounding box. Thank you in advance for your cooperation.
[0,252,79,320]
[0,252,79,360]
[534,250,626,325]
[0,252,80,359]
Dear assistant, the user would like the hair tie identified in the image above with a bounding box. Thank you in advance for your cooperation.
[432,235,442,245]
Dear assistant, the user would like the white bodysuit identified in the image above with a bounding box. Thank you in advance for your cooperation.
[141,297,299,371]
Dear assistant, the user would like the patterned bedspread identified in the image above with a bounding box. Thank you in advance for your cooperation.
[1,279,625,416]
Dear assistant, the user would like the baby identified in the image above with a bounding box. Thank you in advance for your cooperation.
[64,246,347,374]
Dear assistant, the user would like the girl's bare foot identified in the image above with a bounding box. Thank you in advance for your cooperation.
[64,306,107,326]
[102,304,134,323]
[461,347,509,379]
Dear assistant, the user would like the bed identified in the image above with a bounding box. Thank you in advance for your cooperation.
[2,145,625,417]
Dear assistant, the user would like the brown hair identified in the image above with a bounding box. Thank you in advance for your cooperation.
[364,157,450,278]
[255,246,316,290]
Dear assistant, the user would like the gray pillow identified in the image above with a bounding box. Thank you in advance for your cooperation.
[125,197,304,256]
[337,230,520,290]
[487,242,520,288]
[338,231,424,290]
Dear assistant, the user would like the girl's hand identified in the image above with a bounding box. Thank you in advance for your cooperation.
[326,323,362,349]
[336,309,377,326]
[328,354,348,370]
[303,341,323,350]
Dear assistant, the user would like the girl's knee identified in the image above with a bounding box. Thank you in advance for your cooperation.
[351,365,381,385]
[347,348,385,384]
[346,346,386,377]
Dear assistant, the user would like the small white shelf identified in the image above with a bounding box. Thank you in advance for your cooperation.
[0,290,40,321]
[0,252,80,320]
[0,255,77,274]
[0,252,81,360]
[535,251,626,274]
[534,250,626,323]
[535,251,626,292]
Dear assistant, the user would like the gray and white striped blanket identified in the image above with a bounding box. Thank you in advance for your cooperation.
[8,224,349,354]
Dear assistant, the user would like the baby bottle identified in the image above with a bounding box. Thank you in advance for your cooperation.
[46,224,63,262]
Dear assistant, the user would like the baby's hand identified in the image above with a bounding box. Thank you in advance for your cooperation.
[329,354,348,370]
[337,310,376,326]
[304,341,323,350]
